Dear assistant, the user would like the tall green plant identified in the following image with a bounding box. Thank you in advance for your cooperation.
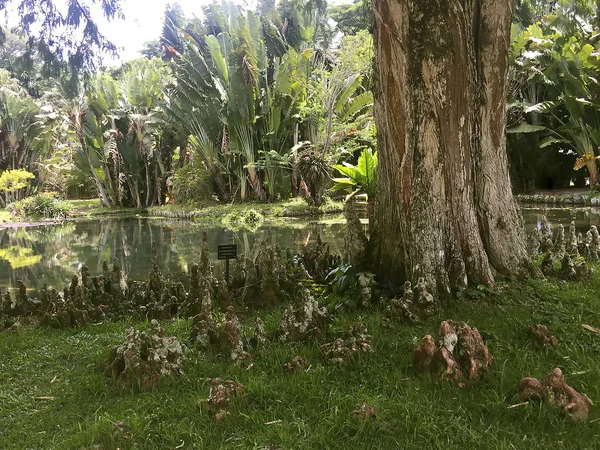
[46,58,177,207]
[0,69,53,175]
[508,2,600,189]
[331,148,376,227]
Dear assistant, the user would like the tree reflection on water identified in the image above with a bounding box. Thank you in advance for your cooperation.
[0,217,346,292]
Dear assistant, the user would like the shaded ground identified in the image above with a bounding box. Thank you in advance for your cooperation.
[1,278,599,449]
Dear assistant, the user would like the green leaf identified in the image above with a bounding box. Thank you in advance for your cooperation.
[334,74,363,116]
[331,149,377,198]
[205,35,229,84]
[539,136,571,148]
[506,123,547,133]
[331,178,358,191]
[338,91,373,122]
[523,101,559,113]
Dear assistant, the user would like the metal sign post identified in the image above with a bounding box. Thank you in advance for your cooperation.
[217,244,237,283]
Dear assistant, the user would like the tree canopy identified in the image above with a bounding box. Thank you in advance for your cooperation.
[0,0,123,88]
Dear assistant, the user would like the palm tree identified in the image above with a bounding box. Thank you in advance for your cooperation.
[164,2,275,201]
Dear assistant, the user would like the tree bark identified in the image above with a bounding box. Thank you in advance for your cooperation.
[371,0,540,301]
[211,170,232,203]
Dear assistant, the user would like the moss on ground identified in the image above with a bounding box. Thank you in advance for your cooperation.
[1,276,600,449]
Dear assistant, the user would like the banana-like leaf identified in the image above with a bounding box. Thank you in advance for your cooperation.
[338,91,373,122]
[206,35,229,84]
[539,136,571,148]
[331,178,357,191]
[334,74,362,116]
[331,149,377,198]
[506,123,547,133]
[523,101,559,113]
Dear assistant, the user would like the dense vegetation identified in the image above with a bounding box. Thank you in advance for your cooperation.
[3,0,600,217]
[2,1,600,449]
[1,0,375,213]
[509,0,600,190]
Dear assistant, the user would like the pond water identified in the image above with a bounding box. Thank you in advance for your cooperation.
[0,216,348,292]
[520,206,600,233]
[2,206,600,293]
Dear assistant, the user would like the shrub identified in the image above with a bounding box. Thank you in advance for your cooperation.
[10,193,72,220]
[0,169,35,203]
[297,148,331,206]
[171,163,213,205]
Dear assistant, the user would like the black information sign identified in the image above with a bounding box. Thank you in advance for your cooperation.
[218,244,237,282]
[218,244,237,260]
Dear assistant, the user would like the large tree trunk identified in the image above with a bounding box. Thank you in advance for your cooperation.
[371,0,540,301]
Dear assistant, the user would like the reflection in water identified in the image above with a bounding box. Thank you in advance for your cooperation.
[520,207,600,235]
[0,217,346,291]
[2,206,597,292]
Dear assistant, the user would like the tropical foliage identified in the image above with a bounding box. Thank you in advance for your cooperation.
[0,69,53,175]
[162,0,374,204]
[171,163,214,205]
[6,0,600,209]
[0,0,377,209]
[331,148,377,226]
[332,148,377,199]
[507,0,600,190]
[9,192,71,219]
[0,168,34,205]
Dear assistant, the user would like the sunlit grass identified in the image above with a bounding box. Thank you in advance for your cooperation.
[1,277,599,449]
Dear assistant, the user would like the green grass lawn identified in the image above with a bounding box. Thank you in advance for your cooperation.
[1,278,599,449]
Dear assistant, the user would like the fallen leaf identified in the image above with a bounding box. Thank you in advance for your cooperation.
[264,420,282,425]
[583,324,600,335]
[507,401,529,409]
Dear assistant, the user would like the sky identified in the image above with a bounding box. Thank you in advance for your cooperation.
[97,0,352,65]
[100,0,239,63]
[0,0,352,67]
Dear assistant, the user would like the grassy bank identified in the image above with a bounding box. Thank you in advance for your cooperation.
[65,198,345,221]
[1,278,599,449]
